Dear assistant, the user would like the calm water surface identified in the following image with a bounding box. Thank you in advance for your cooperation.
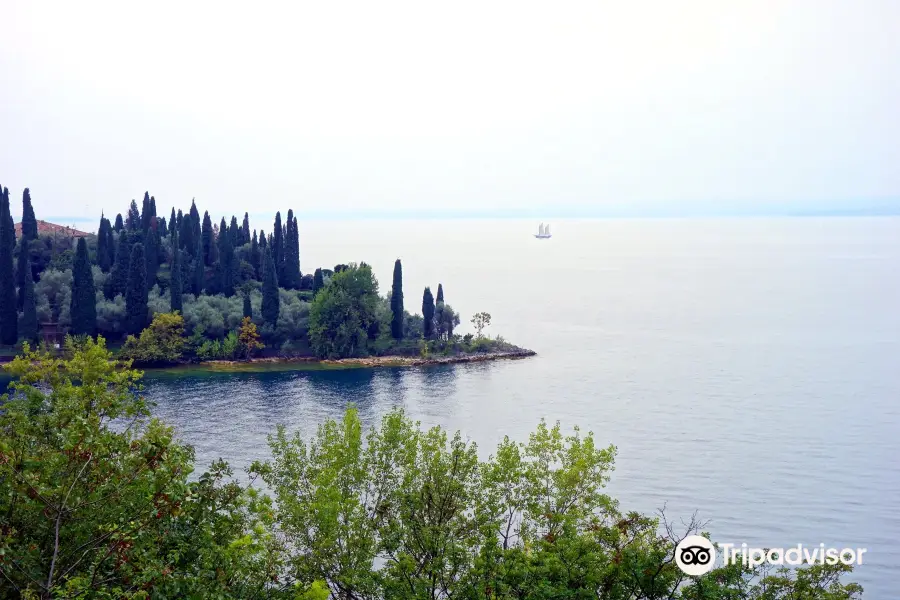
[143,217,900,596]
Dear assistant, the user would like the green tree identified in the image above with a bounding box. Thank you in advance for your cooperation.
[281,210,300,289]
[140,191,153,232]
[312,267,324,295]
[189,198,202,251]
[69,237,96,336]
[191,241,205,296]
[20,187,38,241]
[471,311,491,337]
[120,311,186,365]
[390,258,404,339]
[229,215,240,247]
[0,338,284,597]
[170,227,183,312]
[125,198,140,231]
[0,190,16,344]
[422,286,435,338]
[125,242,148,334]
[106,230,130,299]
[250,229,261,279]
[218,217,235,297]
[261,246,280,326]
[19,268,38,344]
[113,212,124,231]
[16,189,39,310]
[242,212,251,244]
[436,282,444,304]
[434,302,460,340]
[272,211,284,282]
[169,206,177,237]
[243,293,252,319]
[144,220,160,285]
[308,264,380,358]
[96,214,112,272]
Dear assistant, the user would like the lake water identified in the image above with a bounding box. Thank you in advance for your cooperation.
[142,217,900,596]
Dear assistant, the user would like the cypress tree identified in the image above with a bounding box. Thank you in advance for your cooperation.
[158,216,167,237]
[391,259,404,339]
[106,217,116,264]
[436,283,444,304]
[261,246,279,326]
[2,188,13,250]
[282,210,300,289]
[201,211,214,266]
[16,239,29,310]
[422,287,435,339]
[191,242,205,296]
[189,199,201,254]
[21,188,38,241]
[179,208,194,257]
[70,237,97,336]
[0,191,17,344]
[229,216,240,247]
[243,293,252,319]
[19,268,38,344]
[126,199,140,231]
[97,215,112,272]
[217,218,235,296]
[170,228,183,312]
[250,230,260,279]
[107,230,130,299]
[144,221,159,286]
[169,207,177,237]
[125,243,148,334]
[313,268,324,295]
[150,195,157,217]
[242,212,250,244]
[272,212,284,282]
[16,189,38,310]
[140,192,152,232]
[114,213,124,231]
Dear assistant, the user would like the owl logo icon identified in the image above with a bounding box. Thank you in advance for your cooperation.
[675,535,716,576]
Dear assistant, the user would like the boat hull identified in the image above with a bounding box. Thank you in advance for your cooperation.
[533,234,552,239]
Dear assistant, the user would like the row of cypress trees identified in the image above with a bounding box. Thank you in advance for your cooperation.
[0,186,298,344]
[0,187,39,344]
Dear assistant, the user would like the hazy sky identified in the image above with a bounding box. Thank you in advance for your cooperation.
[1,0,898,222]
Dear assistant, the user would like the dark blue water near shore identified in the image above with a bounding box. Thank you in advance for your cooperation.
[138,218,897,595]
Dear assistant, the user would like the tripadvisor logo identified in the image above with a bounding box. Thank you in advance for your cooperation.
[675,535,716,576]
[674,536,869,576]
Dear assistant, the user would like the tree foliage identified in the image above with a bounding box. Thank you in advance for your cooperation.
[390,258,404,339]
[125,243,148,335]
[0,190,16,344]
[69,237,97,336]
[261,246,280,326]
[422,286,435,339]
[308,264,380,358]
[120,311,187,365]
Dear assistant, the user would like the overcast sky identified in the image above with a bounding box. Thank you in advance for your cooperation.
[1,0,898,222]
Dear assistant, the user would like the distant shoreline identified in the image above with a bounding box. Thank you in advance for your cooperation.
[146,348,536,373]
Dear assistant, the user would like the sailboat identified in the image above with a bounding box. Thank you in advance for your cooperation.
[534,223,552,239]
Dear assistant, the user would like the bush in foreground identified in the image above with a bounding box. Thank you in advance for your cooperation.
[0,340,863,599]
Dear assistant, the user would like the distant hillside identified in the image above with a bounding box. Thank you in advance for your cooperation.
[15,219,90,238]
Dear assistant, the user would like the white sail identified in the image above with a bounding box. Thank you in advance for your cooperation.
[545,224,550,235]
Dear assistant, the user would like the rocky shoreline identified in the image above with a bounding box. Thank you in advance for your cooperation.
[198,348,536,369]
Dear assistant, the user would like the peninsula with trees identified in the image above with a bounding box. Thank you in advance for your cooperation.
[0,185,533,367]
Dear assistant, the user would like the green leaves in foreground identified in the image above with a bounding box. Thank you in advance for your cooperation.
[0,339,863,599]
[250,408,863,599]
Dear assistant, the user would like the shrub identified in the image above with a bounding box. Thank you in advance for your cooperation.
[119,312,187,365]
